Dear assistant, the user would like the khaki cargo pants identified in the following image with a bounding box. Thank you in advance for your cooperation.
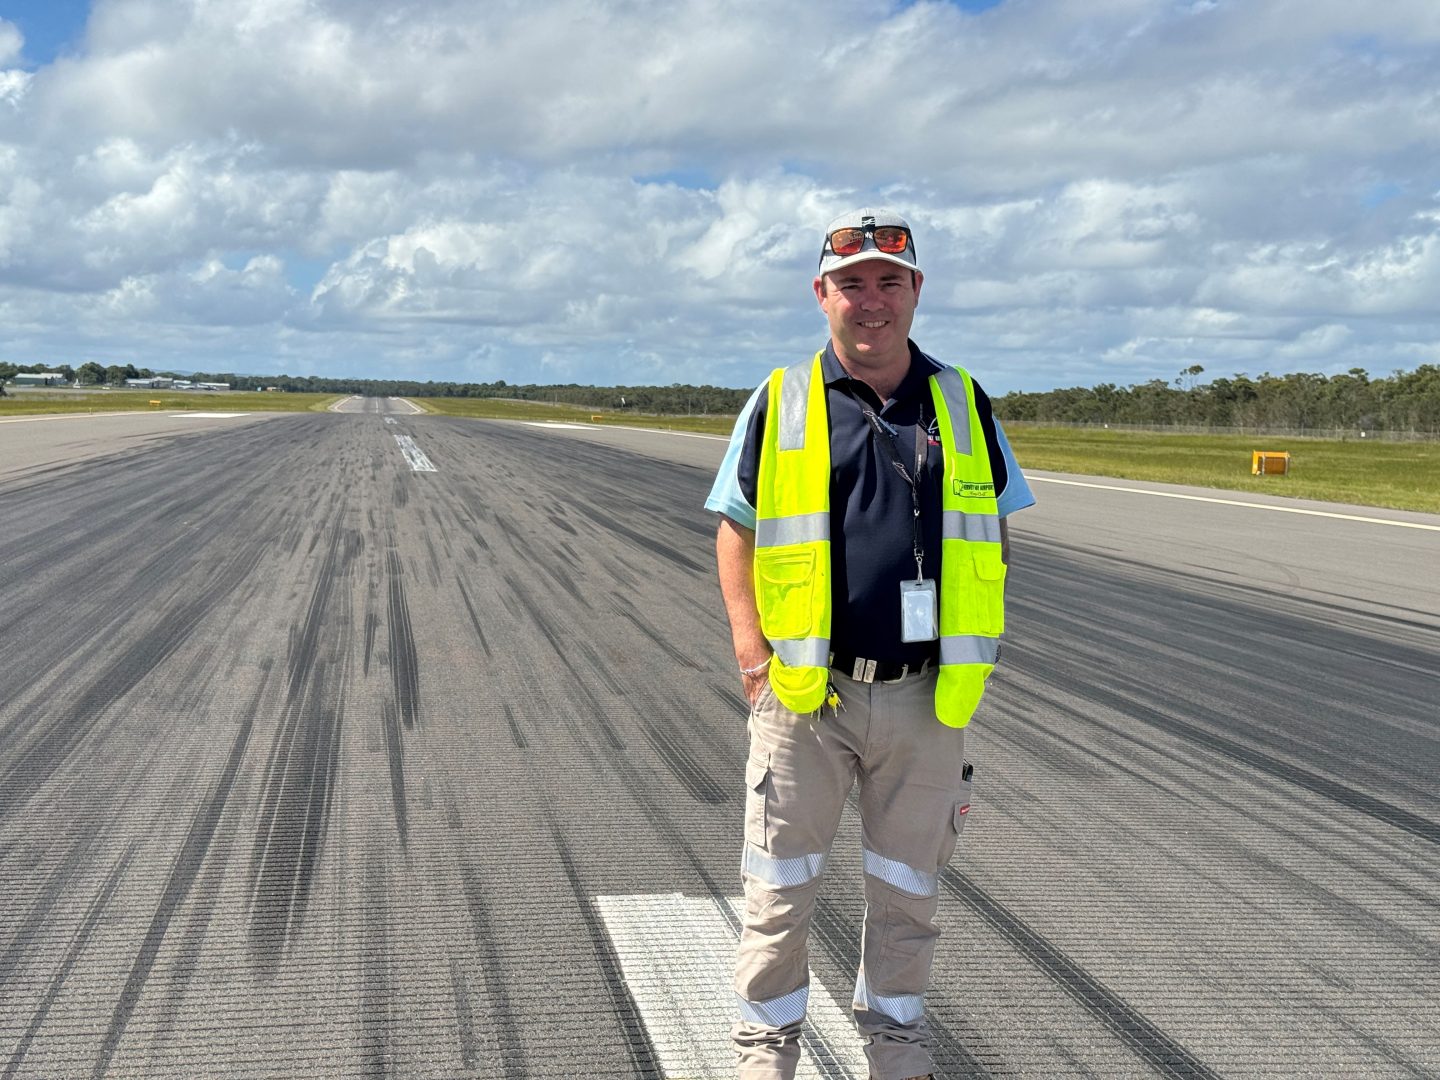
[733,667,973,1080]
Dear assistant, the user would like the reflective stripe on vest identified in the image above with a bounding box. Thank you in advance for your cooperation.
[753,352,833,713]
[753,352,1004,725]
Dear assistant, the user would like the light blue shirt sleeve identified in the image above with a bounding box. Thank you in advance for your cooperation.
[993,418,1035,518]
[703,383,764,529]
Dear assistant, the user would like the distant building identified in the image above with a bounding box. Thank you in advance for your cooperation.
[12,372,70,386]
[196,382,231,391]
[125,377,174,389]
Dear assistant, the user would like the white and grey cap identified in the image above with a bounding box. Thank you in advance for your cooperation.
[817,207,921,276]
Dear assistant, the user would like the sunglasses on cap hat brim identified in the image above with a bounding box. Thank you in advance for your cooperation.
[825,224,913,258]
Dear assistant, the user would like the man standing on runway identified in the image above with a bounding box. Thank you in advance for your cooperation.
[706,208,1034,1080]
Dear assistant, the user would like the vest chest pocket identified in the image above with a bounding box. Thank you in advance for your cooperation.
[756,547,817,640]
[971,547,1007,637]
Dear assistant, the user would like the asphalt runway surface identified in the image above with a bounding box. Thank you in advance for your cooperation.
[1,403,1437,1079]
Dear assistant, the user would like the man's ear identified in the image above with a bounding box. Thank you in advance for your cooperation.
[913,269,924,303]
[813,275,828,306]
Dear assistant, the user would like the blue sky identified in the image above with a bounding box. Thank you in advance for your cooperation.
[5,0,89,66]
[1,0,1438,391]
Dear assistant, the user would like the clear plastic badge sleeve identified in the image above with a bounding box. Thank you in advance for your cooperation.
[900,578,938,642]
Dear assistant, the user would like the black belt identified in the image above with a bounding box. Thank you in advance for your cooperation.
[831,652,938,684]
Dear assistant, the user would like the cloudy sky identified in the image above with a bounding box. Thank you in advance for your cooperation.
[1,0,1438,392]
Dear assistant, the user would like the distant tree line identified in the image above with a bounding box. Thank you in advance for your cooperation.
[1,361,160,387]
[6,358,1439,432]
[992,365,1440,435]
[182,370,754,414]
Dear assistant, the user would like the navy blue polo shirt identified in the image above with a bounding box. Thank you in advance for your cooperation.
[734,342,1009,666]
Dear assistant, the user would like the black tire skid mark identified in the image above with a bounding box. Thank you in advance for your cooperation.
[999,683,1440,954]
[939,867,1222,1080]
[0,540,268,822]
[503,704,528,749]
[505,577,625,750]
[359,841,393,1080]
[385,550,421,731]
[0,818,105,989]
[543,814,665,1080]
[89,665,271,1078]
[455,864,530,1080]
[454,574,493,657]
[381,699,408,848]
[3,844,136,1080]
[638,717,727,806]
[607,593,704,671]
[248,524,358,968]
[1061,671,1440,847]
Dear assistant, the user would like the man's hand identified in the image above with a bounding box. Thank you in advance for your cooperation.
[716,516,771,705]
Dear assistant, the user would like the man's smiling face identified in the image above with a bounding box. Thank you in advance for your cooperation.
[814,259,923,371]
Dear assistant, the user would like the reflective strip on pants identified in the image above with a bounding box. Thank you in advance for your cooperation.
[744,845,826,890]
[862,847,937,898]
[737,985,809,1027]
[854,969,925,1024]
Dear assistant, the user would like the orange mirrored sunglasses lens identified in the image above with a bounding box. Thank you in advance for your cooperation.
[829,228,867,255]
[872,227,909,254]
[828,226,909,257]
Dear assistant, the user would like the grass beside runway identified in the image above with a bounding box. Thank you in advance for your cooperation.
[1005,425,1440,514]
[418,397,1439,514]
[0,389,346,415]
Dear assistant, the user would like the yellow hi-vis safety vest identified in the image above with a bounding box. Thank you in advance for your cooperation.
[754,351,1005,727]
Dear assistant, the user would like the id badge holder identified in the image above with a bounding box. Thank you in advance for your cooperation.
[900,578,938,642]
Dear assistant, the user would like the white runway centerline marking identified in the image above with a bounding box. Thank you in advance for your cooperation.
[393,433,436,472]
[1029,476,1440,532]
[594,893,866,1079]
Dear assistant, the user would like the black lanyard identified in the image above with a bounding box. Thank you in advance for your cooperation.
[862,404,927,579]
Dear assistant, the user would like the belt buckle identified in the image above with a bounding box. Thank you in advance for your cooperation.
[880,662,910,685]
[851,657,878,684]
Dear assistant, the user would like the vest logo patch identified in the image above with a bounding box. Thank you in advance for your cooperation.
[954,480,995,498]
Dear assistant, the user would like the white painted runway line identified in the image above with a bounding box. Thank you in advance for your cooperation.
[393,433,437,472]
[170,412,247,418]
[1029,475,1440,532]
[594,893,867,1079]
[523,421,592,430]
[389,397,425,414]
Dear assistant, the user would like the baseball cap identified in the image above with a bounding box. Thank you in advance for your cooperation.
[817,207,921,276]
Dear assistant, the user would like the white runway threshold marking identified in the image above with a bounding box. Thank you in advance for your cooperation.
[393,433,436,472]
[594,893,866,1079]
[1030,475,1440,532]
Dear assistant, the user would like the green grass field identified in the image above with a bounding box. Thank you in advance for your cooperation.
[1004,425,1440,514]
[0,389,345,414]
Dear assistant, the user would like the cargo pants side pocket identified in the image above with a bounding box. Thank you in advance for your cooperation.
[745,751,771,851]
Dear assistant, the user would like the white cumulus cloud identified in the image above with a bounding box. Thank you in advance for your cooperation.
[0,0,1437,390]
